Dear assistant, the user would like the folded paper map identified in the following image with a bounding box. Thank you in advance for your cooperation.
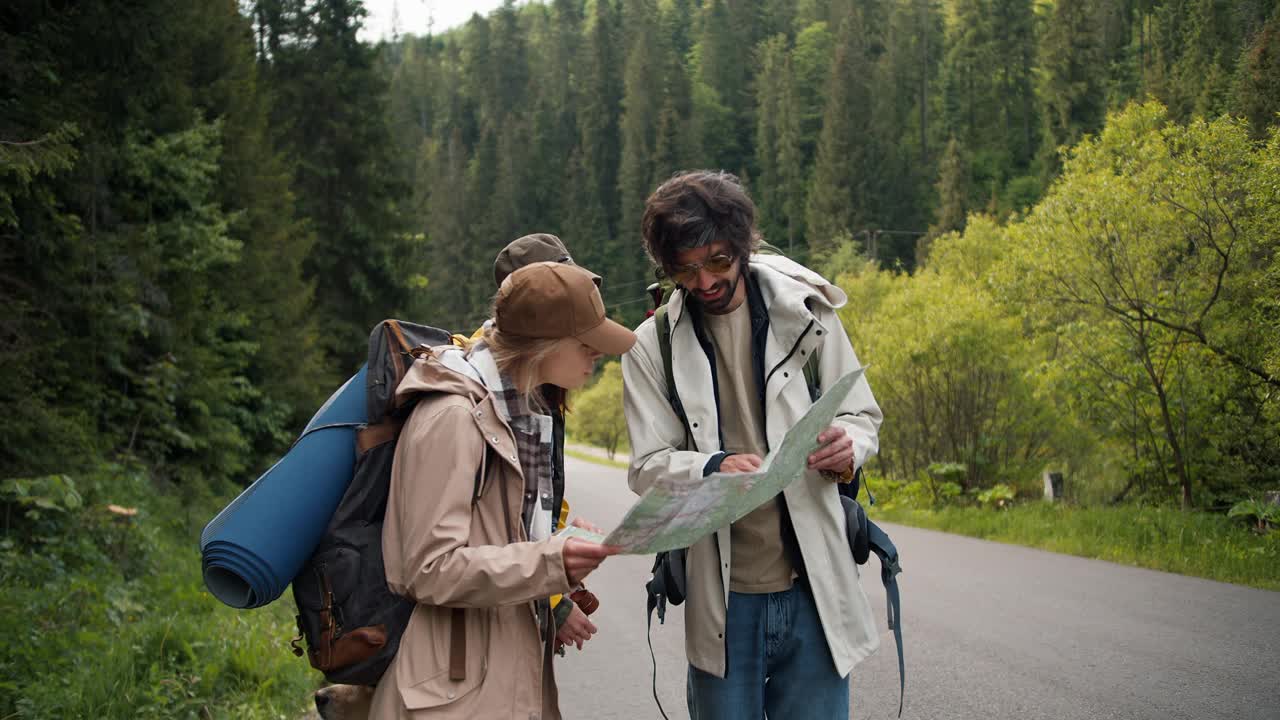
[601,367,865,554]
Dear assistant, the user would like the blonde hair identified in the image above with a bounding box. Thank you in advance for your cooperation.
[481,323,564,414]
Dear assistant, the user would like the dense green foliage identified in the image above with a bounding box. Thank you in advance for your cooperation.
[2,1,405,715]
[840,103,1279,509]
[3,0,349,486]
[382,0,1280,324]
[0,465,315,719]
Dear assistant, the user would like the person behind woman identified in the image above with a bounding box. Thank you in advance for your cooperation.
[454,233,606,652]
[369,262,636,719]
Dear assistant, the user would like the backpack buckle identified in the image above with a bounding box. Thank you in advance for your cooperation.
[290,615,307,657]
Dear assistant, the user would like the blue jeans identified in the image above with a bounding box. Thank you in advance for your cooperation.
[687,582,849,720]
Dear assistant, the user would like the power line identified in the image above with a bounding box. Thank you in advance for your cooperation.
[598,278,652,291]
[605,296,654,309]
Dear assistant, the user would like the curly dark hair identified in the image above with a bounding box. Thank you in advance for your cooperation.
[640,170,762,273]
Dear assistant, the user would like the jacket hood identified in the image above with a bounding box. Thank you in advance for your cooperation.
[395,345,487,407]
[749,253,847,309]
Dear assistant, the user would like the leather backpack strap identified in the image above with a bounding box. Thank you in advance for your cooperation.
[449,608,467,681]
[355,417,403,453]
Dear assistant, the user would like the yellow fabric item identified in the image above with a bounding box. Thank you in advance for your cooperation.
[450,331,478,350]
[549,499,572,609]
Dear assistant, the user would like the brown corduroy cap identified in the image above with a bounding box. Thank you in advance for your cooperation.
[493,233,601,288]
[495,262,635,355]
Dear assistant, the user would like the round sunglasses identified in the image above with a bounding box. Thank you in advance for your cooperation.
[668,253,736,285]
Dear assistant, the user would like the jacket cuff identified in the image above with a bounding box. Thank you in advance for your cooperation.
[831,419,869,473]
[702,452,729,476]
[544,534,575,596]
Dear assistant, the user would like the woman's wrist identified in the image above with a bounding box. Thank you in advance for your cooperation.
[552,596,576,628]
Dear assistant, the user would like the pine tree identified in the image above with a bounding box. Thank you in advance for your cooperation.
[928,136,969,243]
[884,0,943,167]
[755,34,791,247]
[1038,0,1107,179]
[941,0,1039,204]
[574,0,624,273]
[614,0,669,323]
[652,0,697,187]
[691,0,748,170]
[1149,0,1253,122]
[1235,10,1280,138]
[258,0,412,367]
[213,9,329,432]
[422,128,477,330]
[618,0,663,240]
[776,50,808,257]
[992,0,1039,170]
[877,0,945,252]
[805,5,877,256]
[791,21,835,166]
[1,0,329,479]
[527,0,583,231]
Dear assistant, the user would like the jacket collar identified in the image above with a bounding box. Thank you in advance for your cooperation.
[398,344,556,542]
[666,253,845,334]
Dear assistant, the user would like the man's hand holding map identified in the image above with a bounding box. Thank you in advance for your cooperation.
[589,367,865,554]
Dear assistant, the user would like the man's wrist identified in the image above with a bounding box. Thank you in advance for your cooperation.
[702,451,729,476]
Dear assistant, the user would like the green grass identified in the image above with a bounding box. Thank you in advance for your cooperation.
[0,465,320,719]
[871,502,1280,591]
[564,447,630,470]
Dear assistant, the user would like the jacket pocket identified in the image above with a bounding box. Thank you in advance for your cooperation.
[396,605,490,709]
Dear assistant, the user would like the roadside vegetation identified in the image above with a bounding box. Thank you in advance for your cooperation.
[866,485,1280,591]
[0,467,317,719]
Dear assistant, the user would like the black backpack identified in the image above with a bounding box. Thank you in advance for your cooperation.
[289,319,451,686]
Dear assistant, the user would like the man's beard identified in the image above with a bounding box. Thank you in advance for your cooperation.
[690,272,741,315]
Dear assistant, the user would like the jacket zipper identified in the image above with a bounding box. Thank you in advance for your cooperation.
[763,319,815,393]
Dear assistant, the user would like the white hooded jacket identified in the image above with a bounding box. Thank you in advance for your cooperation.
[621,254,884,678]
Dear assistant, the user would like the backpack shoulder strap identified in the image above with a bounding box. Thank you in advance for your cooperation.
[654,305,691,437]
[867,519,905,717]
[654,305,675,404]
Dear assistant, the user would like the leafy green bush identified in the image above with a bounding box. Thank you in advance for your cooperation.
[567,361,629,459]
[976,483,1016,509]
[1228,498,1280,533]
[0,464,318,719]
[837,221,1065,493]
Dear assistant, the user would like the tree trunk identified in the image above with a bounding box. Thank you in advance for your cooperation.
[1139,335,1192,509]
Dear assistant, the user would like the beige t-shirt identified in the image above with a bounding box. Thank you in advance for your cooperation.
[704,302,795,594]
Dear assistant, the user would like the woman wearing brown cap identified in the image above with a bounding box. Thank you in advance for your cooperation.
[368,262,635,720]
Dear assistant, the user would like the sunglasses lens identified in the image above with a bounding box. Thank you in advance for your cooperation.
[706,255,734,273]
[669,254,734,285]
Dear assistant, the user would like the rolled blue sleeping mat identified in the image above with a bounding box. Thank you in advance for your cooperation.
[200,365,368,609]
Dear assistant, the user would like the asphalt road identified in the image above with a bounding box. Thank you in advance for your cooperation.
[554,456,1280,720]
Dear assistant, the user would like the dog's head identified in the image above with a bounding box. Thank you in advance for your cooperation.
[314,683,374,720]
